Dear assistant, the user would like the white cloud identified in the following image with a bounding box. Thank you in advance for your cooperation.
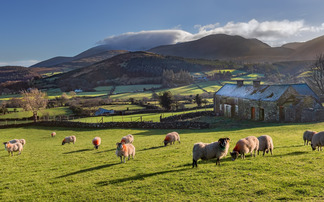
[0,60,40,67]
[98,19,324,50]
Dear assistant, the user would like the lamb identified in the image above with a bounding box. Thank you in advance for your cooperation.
[303,130,316,146]
[230,136,259,160]
[3,142,23,156]
[163,132,180,146]
[115,142,135,163]
[311,131,324,151]
[51,132,56,137]
[121,134,134,144]
[62,136,76,145]
[192,137,230,167]
[257,135,273,156]
[92,137,101,149]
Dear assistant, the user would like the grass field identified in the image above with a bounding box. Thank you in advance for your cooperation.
[1,121,324,201]
[0,107,73,119]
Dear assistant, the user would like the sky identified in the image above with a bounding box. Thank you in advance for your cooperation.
[1,0,324,67]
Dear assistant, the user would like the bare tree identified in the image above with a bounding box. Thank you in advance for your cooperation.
[307,54,324,95]
[20,88,48,122]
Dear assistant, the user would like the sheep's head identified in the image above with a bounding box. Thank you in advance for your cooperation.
[116,142,124,150]
[311,143,316,151]
[230,151,239,161]
[218,137,230,148]
[62,139,66,145]
[95,145,99,149]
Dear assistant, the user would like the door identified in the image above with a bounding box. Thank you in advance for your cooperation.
[251,107,255,120]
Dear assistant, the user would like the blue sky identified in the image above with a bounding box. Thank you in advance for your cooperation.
[1,0,324,66]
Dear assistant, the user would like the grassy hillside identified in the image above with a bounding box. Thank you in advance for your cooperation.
[1,121,324,201]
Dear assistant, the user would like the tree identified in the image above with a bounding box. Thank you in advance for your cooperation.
[307,54,324,95]
[194,94,202,107]
[158,91,174,110]
[20,88,48,122]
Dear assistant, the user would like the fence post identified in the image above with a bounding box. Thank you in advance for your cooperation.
[141,116,142,122]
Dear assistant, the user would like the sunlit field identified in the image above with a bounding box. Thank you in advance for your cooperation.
[1,121,324,201]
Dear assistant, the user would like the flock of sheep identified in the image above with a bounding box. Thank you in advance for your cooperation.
[3,129,324,167]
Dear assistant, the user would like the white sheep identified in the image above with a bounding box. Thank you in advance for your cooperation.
[303,130,316,146]
[311,131,324,151]
[19,139,26,146]
[5,139,25,145]
[192,137,230,167]
[163,132,180,146]
[257,135,273,156]
[51,132,56,137]
[115,142,135,163]
[62,136,76,145]
[121,134,134,144]
[3,142,23,156]
[230,136,259,160]
[92,137,101,149]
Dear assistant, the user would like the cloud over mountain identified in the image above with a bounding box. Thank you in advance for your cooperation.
[98,19,324,50]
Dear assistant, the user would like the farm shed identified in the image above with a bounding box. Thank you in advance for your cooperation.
[94,108,114,116]
[214,80,324,122]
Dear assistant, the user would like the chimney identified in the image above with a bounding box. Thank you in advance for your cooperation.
[237,80,244,87]
[253,80,261,88]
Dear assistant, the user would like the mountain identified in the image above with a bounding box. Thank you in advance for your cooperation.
[149,34,294,62]
[0,66,40,83]
[287,35,324,61]
[45,51,204,91]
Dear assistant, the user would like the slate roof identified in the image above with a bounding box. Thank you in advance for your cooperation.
[94,108,114,116]
[216,83,319,102]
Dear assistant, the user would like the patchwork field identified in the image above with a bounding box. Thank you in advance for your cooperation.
[1,121,324,201]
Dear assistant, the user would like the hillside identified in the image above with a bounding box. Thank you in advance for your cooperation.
[149,34,293,62]
[0,66,40,83]
[42,51,204,91]
[287,35,324,61]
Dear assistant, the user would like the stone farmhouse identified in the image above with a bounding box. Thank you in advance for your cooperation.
[214,80,324,122]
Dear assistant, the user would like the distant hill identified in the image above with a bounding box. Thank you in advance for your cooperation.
[287,35,324,61]
[0,66,40,83]
[44,51,204,91]
[149,34,293,62]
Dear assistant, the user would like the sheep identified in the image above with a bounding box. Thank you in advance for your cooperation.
[19,139,26,146]
[257,135,273,156]
[303,130,316,146]
[3,142,23,156]
[121,134,134,144]
[62,136,76,145]
[115,142,135,163]
[311,131,324,151]
[230,136,259,160]
[163,132,180,146]
[51,132,56,137]
[92,137,101,149]
[4,139,25,145]
[192,137,230,168]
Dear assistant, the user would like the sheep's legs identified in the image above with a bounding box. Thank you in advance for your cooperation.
[192,159,197,168]
[216,158,220,166]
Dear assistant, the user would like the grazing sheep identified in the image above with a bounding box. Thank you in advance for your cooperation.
[121,134,134,144]
[4,139,25,145]
[230,136,259,160]
[92,137,101,149]
[311,131,324,151]
[163,132,180,146]
[257,135,273,156]
[3,142,23,156]
[51,132,56,137]
[62,136,76,145]
[303,130,316,146]
[115,142,135,163]
[192,137,230,168]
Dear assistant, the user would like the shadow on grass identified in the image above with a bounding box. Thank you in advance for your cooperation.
[96,167,190,186]
[62,148,93,154]
[272,151,308,157]
[95,148,116,153]
[138,145,164,151]
[56,163,119,178]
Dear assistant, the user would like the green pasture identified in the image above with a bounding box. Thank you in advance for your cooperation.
[114,84,161,94]
[73,108,213,123]
[0,107,72,119]
[232,73,264,80]
[1,121,324,201]
[92,104,145,111]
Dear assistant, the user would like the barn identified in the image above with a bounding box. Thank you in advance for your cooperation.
[214,80,324,122]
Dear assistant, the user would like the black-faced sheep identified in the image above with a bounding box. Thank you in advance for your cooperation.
[3,142,23,156]
[51,132,56,137]
[62,136,76,145]
[257,135,273,156]
[115,142,135,163]
[192,137,230,168]
[163,132,180,146]
[311,131,324,151]
[92,137,101,149]
[303,130,316,146]
[230,136,259,160]
[121,134,134,144]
